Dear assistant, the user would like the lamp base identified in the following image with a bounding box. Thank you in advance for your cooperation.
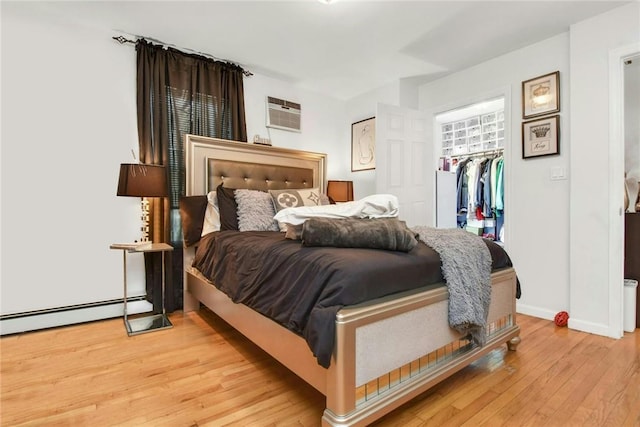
[125,313,172,336]
[140,198,150,242]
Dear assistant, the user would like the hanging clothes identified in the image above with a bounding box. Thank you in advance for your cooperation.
[456,158,471,215]
[451,151,504,240]
[495,157,504,217]
[482,159,493,218]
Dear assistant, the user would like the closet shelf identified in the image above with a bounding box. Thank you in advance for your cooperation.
[441,109,504,158]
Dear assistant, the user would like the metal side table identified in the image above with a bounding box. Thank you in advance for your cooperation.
[110,242,173,335]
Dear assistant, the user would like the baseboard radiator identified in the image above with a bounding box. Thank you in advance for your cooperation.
[0,297,152,335]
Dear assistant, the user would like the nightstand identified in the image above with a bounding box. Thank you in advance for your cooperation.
[110,242,174,335]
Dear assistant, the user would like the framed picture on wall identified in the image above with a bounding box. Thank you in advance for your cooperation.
[522,71,560,119]
[351,117,375,171]
[522,115,560,159]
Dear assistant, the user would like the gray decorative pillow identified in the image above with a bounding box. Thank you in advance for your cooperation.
[234,189,279,232]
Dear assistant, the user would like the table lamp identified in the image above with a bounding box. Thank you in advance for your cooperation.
[326,180,354,203]
[117,163,168,244]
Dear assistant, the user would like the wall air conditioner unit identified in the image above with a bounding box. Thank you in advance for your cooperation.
[266,96,301,133]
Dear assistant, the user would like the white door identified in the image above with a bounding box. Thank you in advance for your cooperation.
[375,103,431,227]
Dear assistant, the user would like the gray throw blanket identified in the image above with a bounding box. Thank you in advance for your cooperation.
[412,226,492,346]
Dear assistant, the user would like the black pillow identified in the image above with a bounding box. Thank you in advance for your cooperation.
[216,184,239,231]
[179,195,208,247]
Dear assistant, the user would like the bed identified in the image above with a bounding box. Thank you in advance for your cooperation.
[182,135,521,426]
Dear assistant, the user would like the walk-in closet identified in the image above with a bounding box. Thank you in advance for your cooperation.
[435,98,506,244]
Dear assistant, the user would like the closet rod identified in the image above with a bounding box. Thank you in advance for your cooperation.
[450,148,503,160]
[111,35,254,77]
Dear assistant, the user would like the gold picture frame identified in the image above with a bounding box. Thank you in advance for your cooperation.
[351,117,375,171]
[522,115,560,159]
[522,71,560,119]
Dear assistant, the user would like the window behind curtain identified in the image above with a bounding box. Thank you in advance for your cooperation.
[165,87,234,243]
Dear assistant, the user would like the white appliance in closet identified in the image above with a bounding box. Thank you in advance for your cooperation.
[435,170,458,229]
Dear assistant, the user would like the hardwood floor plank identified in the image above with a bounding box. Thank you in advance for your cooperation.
[454,324,590,425]
[1,309,638,427]
[437,390,501,427]
[567,333,640,426]
[493,342,602,426]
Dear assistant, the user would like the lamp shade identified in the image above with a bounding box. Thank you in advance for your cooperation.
[326,180,354,203]
[117,164,168,197]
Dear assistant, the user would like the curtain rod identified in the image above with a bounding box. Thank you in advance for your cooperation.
[112,35,253,77]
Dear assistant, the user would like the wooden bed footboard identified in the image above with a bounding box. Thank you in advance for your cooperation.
[323,267,520,426]
[184,264,520,427]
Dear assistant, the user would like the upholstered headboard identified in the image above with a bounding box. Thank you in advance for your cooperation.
[183,135,328,311]
[185,135,327,196]
[205,159,314,192]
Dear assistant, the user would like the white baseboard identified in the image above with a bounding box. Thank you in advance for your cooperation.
[515,302,557,321]
[568,317,616,338]
[0,299,153,335]
[516,302,615,338]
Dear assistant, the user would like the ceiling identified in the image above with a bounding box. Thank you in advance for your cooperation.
[20,0,630,100]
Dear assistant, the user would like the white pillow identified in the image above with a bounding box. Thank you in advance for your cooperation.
[273,194,399,226]
[201,191,221,236]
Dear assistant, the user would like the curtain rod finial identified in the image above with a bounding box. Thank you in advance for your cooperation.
[113,35,134,44]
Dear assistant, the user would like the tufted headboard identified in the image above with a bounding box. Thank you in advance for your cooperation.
[205,159,313,192]
[185,135,327,196]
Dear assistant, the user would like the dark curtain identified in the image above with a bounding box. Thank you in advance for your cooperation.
[136,39,247,312]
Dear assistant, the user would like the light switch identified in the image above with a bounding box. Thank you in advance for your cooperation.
[550,166,567,180]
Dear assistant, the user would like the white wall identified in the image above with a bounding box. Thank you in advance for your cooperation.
[418,33,572,320]
[414,1,640,333]
[1,3,145,317]
[0,4,348,327]
[243,74,347,183]
[569,2,640,335]
[344,81,400,199]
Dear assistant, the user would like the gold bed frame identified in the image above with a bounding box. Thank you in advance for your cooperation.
[183,135,521,426]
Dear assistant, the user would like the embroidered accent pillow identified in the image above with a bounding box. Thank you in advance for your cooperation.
[269,188,329,232]
[269,187,328,212]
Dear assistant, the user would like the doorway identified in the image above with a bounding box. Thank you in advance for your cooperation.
[609,45,640,337]
[623,55,639,330]
[434,97,507,243]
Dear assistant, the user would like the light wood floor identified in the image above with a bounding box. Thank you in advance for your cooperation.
[1,310,638,426]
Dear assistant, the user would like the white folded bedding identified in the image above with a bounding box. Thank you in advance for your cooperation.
[273,194,399,226]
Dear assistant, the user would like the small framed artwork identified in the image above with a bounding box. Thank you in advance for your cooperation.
[351,117,375,171]
[522,71,560,119]
[522,115,560,159]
